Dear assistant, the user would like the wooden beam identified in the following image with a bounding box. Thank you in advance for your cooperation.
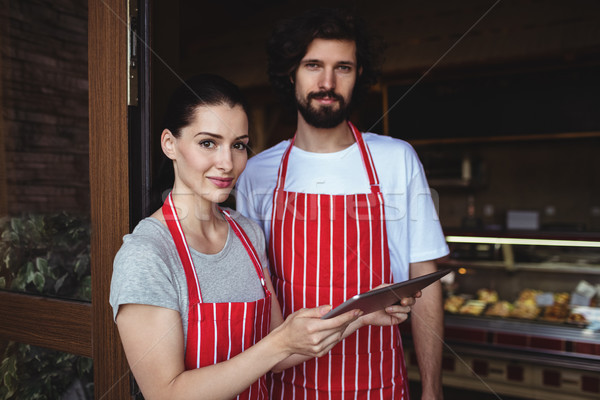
[409,131,600,147]
[0,291,92,357]
[89,0,131,398]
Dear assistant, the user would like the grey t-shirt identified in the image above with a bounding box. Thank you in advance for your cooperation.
[109,209,268,344]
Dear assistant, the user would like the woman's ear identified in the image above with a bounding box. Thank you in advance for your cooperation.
[161,129,177,160]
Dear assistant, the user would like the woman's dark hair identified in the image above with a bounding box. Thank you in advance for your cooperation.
[152,74,249,209]
[162,74,249,138]
[267,8,384,108]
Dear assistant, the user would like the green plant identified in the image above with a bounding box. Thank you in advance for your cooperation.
[0,212,93,398]
[0,342,93,399]
[0,212,91,300]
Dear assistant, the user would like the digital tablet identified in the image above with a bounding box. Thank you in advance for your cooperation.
[322,268,452,319]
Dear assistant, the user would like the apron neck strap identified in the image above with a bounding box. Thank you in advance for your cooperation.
[162,193,270,304]
[162,192,203,304]
[220,208,268,289]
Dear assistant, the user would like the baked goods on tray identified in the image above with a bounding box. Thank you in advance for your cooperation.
[444,295,466,313]
[477,289,498,304]
[458,299,487,316]
[484,300,513,317]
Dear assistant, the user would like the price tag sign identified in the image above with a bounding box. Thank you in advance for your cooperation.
[570,292,591,307]
[536,292,554,307]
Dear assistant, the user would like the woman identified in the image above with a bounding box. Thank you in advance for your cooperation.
[110,74,414,400]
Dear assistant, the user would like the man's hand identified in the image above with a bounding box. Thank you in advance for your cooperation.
[359,288,422,326]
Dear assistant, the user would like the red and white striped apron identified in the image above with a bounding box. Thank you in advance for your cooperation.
[163,193,271,400]
[268,123,408,399]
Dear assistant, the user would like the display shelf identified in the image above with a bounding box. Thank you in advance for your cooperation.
[440,259,600,275]
[444,230,600,242]
[445,234,600,247]
[445,315,600,354]
[442,233,600,274]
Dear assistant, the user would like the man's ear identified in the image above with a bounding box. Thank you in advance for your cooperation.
[161,129,177,160]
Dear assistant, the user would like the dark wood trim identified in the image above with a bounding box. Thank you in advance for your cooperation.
[0,45,6,215]
[89,0,131,398]
[128,0,153,227]
[0,291,92,357]
[409,131,600,147]
[381,50,600,87]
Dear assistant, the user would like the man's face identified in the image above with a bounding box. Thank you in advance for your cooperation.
[293,39,359,129]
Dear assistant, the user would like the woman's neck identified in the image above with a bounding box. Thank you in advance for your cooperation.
[160,189,229,254]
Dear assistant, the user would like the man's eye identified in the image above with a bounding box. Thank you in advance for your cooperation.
[337,65,352,72]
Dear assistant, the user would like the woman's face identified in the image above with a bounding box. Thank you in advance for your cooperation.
[164,103,249,205]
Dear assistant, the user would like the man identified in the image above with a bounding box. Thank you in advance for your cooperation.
[236,8,449,400]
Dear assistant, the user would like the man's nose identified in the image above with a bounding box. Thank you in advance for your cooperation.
[319,68,336,90]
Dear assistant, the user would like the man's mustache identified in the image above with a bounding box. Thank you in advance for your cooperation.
[308,90,344,102]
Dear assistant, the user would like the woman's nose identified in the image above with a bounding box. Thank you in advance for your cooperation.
[216,148,233,171]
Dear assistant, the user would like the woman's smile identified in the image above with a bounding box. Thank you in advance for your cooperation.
[207,176,234,188]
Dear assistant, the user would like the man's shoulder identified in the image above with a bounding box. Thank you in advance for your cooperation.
[243,140,289,176]
[362,132,418,157]
[250,140,289,162]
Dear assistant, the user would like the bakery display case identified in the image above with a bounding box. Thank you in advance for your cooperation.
[401,233,600,400]
[442,234,600,326]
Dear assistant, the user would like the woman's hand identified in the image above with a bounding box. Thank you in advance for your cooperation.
[274,306,362,358]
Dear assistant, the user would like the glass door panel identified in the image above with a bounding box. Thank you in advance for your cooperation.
[0,340,93,400]
[0,1,90,302]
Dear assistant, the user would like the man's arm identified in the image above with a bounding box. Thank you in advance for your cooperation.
[409,260,444,400]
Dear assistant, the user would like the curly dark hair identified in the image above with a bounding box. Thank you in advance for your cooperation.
[267,8,384,108]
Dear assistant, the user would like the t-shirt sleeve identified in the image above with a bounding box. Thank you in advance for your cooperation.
[235,170,262,225]
[109,233,181,321]
[406,157,449,263]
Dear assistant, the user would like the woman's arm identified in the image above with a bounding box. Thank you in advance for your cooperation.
[117,303,283,400]
[117,299,358,399]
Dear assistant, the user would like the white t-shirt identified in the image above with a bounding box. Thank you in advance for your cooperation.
[236,132,449,282]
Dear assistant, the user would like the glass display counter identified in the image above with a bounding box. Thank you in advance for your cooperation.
[401,233,600,399]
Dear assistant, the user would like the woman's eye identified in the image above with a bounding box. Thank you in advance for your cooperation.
[233,142,248,151]
[199,140,215,148]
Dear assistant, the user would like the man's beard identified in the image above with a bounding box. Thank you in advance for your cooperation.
[296,89,351,129]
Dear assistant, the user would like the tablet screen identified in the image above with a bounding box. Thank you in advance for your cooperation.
[322,268,452,319]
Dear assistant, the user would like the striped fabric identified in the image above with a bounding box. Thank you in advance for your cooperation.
[163,194,271,399]
[268,123,408,399]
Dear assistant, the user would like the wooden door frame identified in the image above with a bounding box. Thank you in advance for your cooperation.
[89,0,131,398]
[0,0,131,398]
